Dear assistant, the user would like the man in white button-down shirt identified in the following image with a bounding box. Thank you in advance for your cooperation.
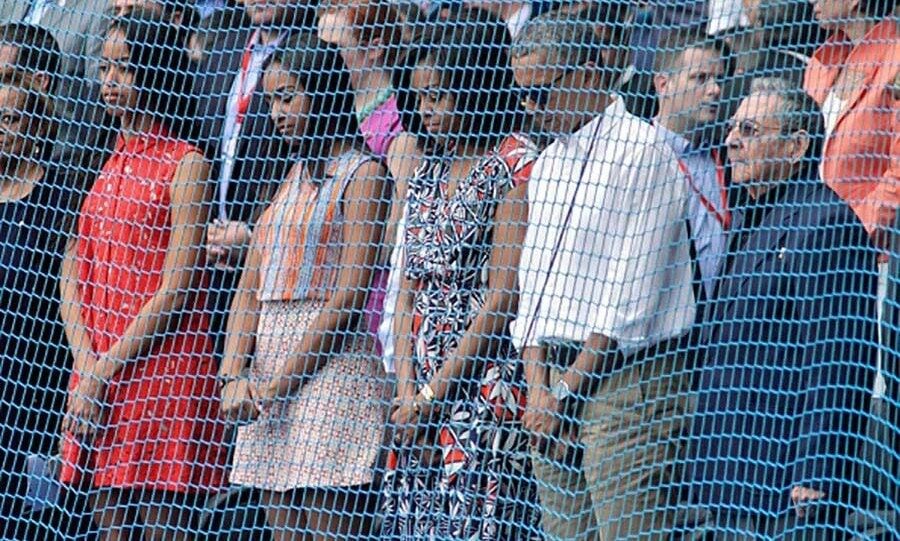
[510,12,697,540]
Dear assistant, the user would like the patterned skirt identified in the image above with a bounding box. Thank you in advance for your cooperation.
[380,359,542,540]
[230,299,390,492]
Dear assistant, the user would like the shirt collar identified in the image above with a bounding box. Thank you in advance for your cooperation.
[565,95,625,154]
[506,1,532,38]
[115,122,171,154]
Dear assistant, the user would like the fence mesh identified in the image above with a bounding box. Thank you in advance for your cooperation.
[0,0,898,539]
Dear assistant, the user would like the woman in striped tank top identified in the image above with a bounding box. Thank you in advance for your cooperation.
[217,33,391,539]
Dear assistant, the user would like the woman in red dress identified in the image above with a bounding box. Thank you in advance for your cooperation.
[58,13,226,539]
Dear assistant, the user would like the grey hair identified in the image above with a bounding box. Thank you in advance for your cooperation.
[748,76,825,172]
[510,11,604,68]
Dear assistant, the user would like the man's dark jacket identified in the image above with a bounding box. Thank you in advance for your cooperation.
[689,174,878,516]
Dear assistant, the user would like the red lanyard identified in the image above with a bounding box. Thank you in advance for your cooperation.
[678,149,731,230]
[234,30,261,127]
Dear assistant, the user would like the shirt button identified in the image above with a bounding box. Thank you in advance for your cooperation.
[125,166,133,175]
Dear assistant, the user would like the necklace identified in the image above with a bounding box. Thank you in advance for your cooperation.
[356,87,394,124]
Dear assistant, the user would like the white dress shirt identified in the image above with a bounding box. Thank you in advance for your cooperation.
[510,97,696,355]
[377,210,405,374]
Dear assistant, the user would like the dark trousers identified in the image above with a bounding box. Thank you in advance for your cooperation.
[208,267,242,365]
[674,506,851,540]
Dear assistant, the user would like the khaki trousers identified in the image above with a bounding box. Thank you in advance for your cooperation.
[532,353,689,541]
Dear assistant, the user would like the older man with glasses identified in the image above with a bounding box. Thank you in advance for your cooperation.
[509,11,698,540]
[681,77,878,538]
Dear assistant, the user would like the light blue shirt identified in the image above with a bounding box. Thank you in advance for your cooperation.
[657,124,728,300]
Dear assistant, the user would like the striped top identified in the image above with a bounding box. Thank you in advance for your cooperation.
[254,149,375,302]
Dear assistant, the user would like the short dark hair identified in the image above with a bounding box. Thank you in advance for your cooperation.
[106,13,196,139]
[394,8,522,150]
[653,28,729,75]
[269,32,361,165]
[0,23,62,94]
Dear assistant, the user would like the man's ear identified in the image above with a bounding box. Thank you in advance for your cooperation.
[788,129,810,164]
[366,36,385,63]
[32,71,52,93]
[653,73,668,96]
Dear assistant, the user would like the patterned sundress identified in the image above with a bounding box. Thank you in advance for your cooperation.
[381,134,543,540]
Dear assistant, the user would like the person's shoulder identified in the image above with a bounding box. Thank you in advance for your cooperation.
[793,179,871,245]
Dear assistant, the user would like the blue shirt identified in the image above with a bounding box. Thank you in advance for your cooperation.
[656,125,728,300]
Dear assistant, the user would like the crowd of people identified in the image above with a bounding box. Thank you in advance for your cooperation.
[0,0,897,539]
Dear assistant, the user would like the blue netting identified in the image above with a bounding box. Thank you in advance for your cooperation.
[0,0,897,539]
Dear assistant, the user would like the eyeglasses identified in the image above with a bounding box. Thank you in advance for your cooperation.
[517,65,579,108]
[726,119,784,139]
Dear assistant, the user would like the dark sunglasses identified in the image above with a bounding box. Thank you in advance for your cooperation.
[517,65,579,108]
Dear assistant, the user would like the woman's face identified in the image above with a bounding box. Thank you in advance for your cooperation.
[263,61,310,147]
[0,86,33,162]
[99,28,139,118]
[411,64,460,141]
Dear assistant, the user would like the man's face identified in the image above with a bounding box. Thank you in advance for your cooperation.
[511,49,592,137]
[656,47,724,135]
[0,44,19,81]
[726,92,798,186]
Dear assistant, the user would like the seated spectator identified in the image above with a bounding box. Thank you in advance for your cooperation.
[0,74,72,539]
[684,77,877,538]
[58,13,226,538]
[740,0,826,59]
[0,0,109,175]
[653,30,731,298]
[318,0,404,160]
[188,0,249,64]
[218,32,390,539]
[805,0,899,252]
[381,14,542,539]
[511,12,696,541]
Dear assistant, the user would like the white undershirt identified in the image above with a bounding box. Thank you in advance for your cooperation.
[822,89,847,139]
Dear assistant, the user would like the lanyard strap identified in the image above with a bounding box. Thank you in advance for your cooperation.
[678,149,731,230]
[234,29,262,127]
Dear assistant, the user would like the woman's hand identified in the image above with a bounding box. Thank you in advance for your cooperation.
[390,394,442,447]
[219,379,261,423]
[206,219,251,269]
[62,373,108,439]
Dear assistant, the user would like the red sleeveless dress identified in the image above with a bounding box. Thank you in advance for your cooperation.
[60,125,226,492]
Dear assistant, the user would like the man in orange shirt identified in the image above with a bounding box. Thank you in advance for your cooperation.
[805,0,899,251]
